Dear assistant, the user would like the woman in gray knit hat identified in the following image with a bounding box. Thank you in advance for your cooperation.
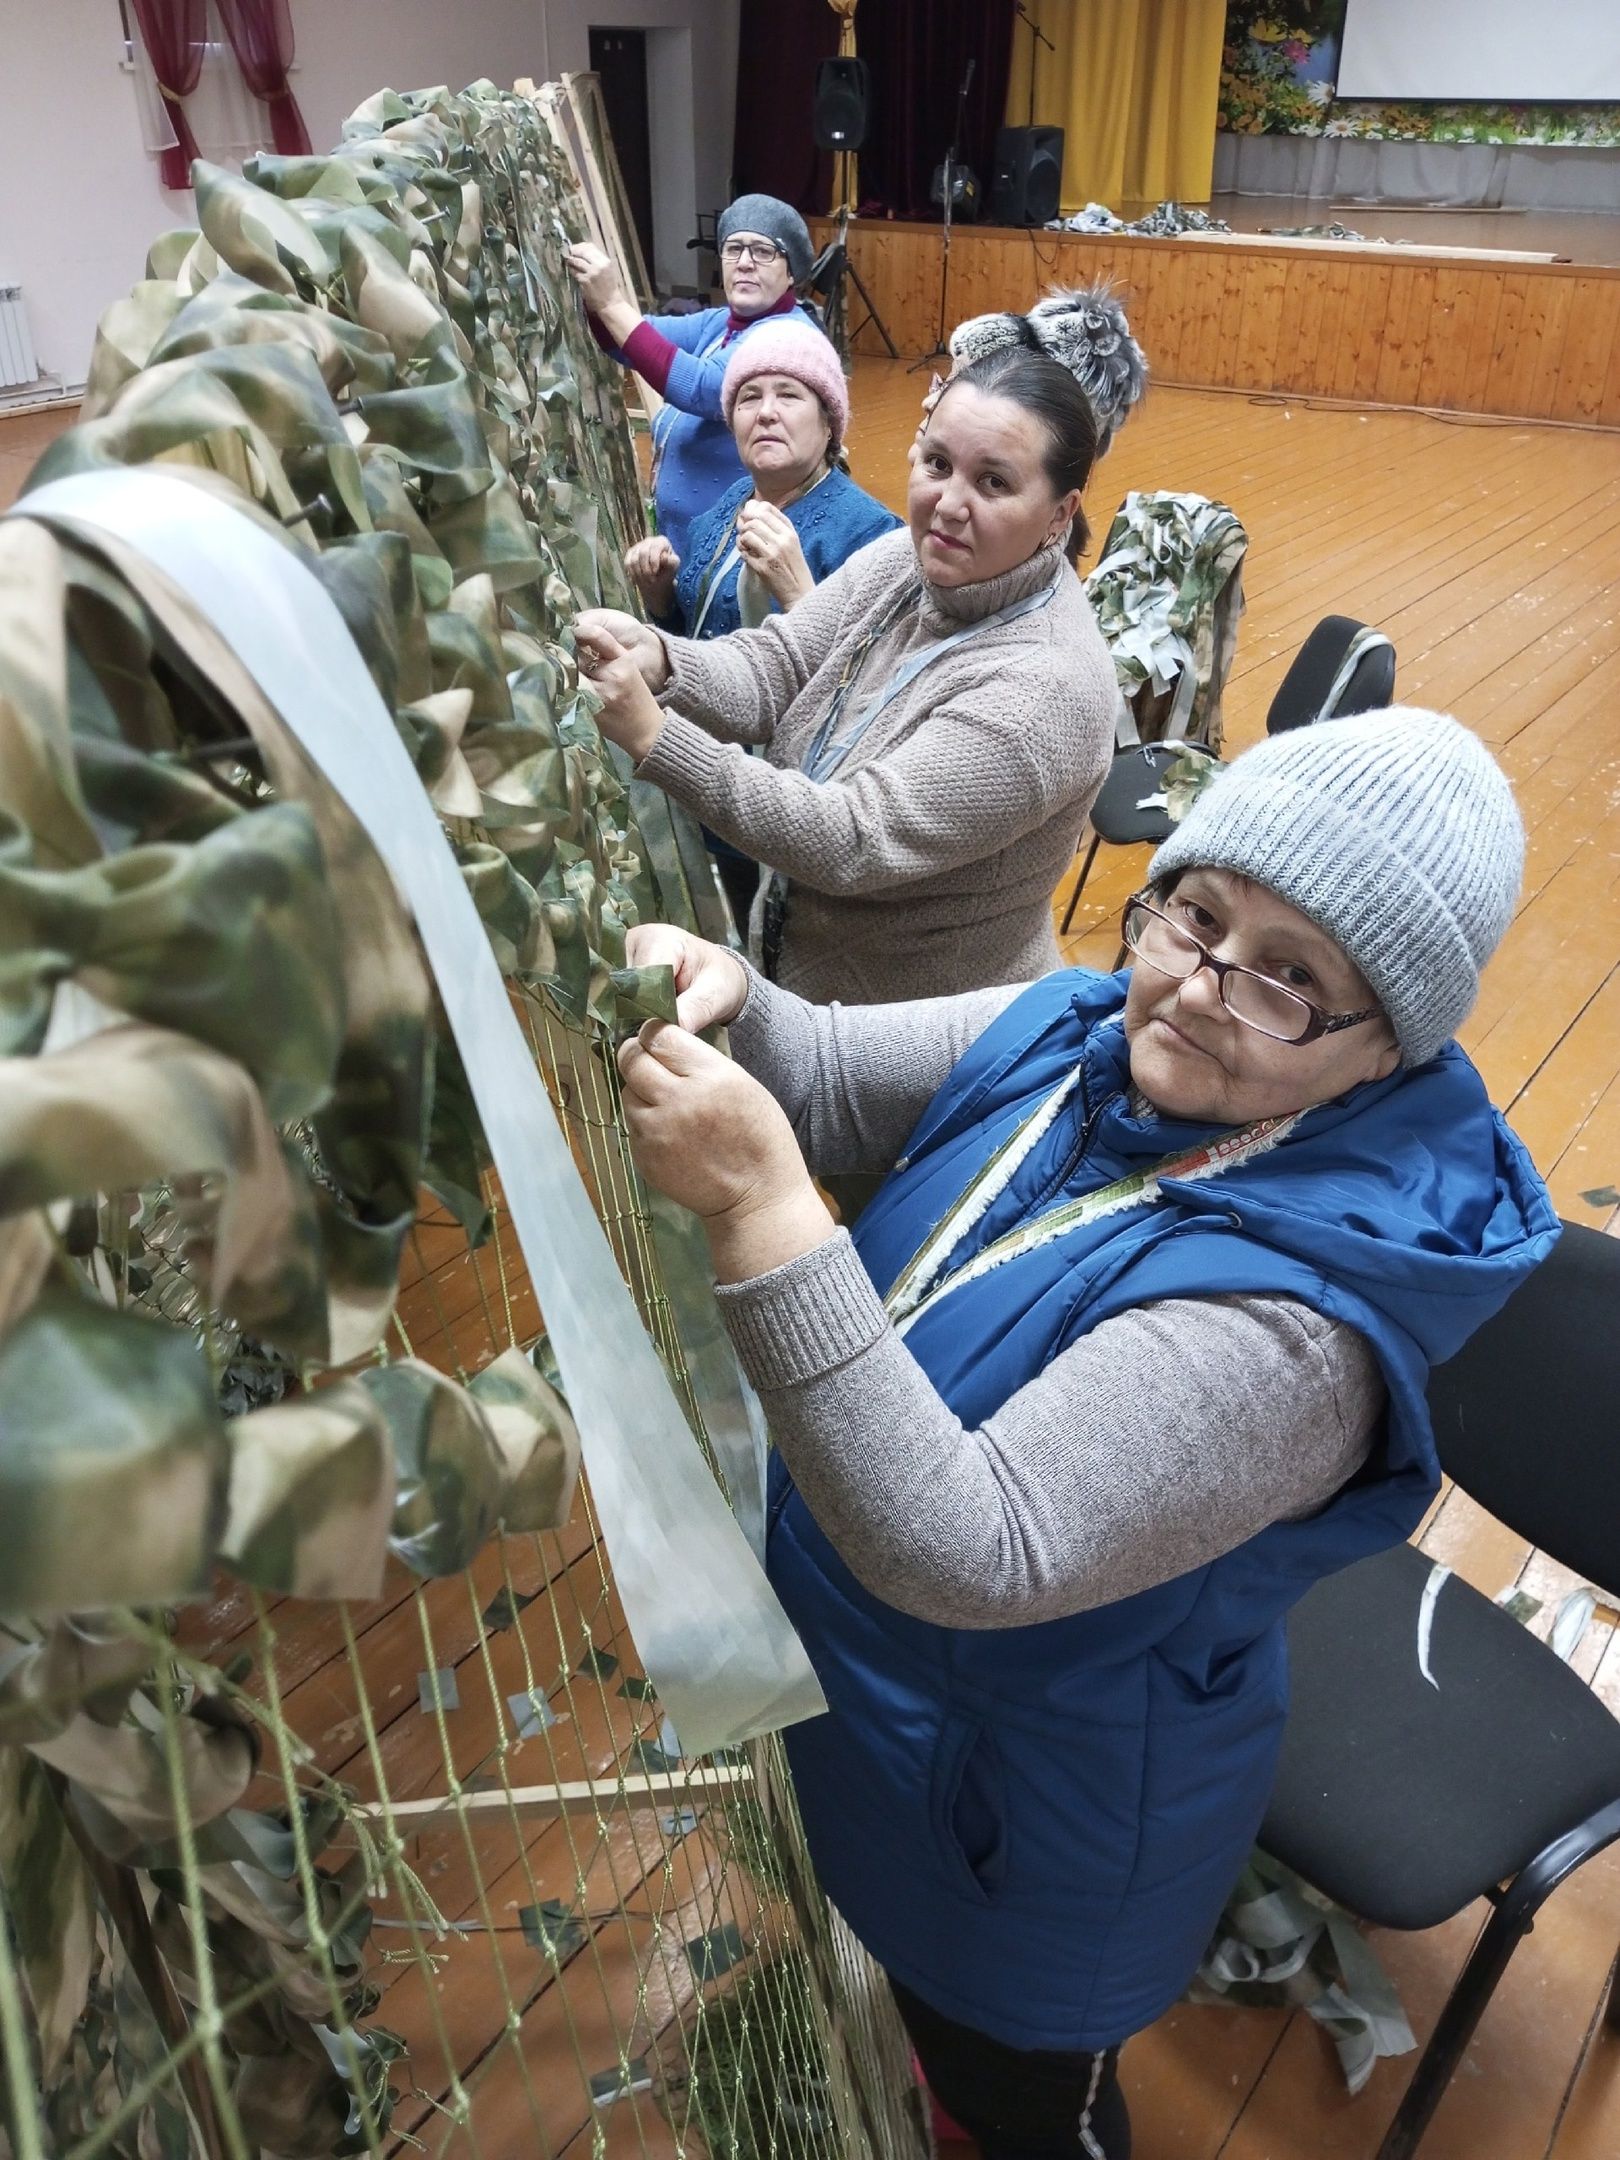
[565,194,826,563]
[610,706,1555,2160]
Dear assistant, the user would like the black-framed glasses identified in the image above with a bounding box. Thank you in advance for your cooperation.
[1121,890,1381,1047]
[720,237,786,266]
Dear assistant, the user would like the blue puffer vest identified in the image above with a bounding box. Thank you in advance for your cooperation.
[766,971,1557,2052]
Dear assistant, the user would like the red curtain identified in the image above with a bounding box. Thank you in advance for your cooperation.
[129,0,208,189]
[215,0,313,156]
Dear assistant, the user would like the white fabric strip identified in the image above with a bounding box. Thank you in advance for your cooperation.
[15,469,826,1756]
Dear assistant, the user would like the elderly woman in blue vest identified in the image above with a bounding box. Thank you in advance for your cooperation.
[611,709,1555,2160]
[565,194,820,561]
[622,318,899,926]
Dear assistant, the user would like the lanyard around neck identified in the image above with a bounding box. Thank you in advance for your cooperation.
[690,468,833,637]
[883,1069,1300,1338]
[801,572,1060,785]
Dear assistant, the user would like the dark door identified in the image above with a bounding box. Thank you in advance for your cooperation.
[588,27,657,286]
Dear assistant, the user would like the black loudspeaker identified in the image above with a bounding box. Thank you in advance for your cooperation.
[987,125,1065,226]
[812,57,870,151]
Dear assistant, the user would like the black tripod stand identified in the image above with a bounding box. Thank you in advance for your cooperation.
[910,56,977,372]
[807,205,898,366]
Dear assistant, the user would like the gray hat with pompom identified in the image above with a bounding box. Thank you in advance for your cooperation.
[949,283,1147,450]
[1148,707,1524,1068]
[1026,285,1148,451]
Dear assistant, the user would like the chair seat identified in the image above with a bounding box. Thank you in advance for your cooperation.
[1262,1540,1620,1931]
[1089,741,1214,847]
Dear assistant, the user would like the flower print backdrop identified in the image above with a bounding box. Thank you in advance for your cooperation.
[1219,2,1620,146]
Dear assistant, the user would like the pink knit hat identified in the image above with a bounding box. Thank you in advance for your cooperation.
[721,320,849,449]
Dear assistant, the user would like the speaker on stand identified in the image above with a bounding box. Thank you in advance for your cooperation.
[806,56,898,365]
[987,125,1066,227]
[812,57,870,153]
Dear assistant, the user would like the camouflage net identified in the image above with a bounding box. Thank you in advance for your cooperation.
[0,82,925,2160]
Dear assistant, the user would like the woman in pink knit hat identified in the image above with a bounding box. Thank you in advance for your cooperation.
[624,319,898,641]
[623,318,899,924]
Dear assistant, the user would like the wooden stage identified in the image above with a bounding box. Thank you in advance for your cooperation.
[814,216,1620,427]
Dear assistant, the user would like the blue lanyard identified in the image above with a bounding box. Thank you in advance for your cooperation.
[800,574,1061,784]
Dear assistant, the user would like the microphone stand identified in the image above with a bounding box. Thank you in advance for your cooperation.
[1013,0,1055,130]
[910,55,977,373]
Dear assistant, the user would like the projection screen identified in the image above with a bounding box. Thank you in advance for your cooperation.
[1337,0,1620,103]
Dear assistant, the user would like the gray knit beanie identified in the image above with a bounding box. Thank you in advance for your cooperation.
[1148,708,1524,1067]
[718,194,814,283]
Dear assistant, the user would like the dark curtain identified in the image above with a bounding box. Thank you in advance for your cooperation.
[128,0,207,190]
[216,0,313,157]
[731,0,1017,220]
[731,0,839,211]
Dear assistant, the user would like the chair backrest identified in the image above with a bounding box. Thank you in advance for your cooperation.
[1267,615,1396,735]
[1425,1220,1620,1598]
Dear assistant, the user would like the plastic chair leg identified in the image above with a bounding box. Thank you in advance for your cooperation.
[1060,832,1101,936]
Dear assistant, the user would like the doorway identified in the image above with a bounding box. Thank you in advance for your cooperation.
[588,27,657,290]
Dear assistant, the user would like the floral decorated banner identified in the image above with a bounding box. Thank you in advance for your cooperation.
[1220,2,1620,145]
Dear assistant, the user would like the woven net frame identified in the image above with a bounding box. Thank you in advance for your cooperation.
[0,80,928,2160]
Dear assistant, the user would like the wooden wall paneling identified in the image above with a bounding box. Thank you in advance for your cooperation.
[1415,266,1475,410]
[1551,276,1620,422]
[1233,250,1289,392]
[1374,263,1437,410]
[1512,272,1577,421]
[1486,271,1533,413]
[1337,259,1393,403]
[812,221,1620,423]
[1276,256,1326,395]
[1306,257,1355,400]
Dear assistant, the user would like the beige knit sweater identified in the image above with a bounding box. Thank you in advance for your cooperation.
[637,528,1118,1003]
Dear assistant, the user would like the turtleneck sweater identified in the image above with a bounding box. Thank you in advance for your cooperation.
[639,527,1118,1003]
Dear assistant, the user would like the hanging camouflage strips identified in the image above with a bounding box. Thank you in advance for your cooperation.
[0,81,925,2160]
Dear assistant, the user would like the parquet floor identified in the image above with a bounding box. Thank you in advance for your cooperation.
[4,358,1619,2157]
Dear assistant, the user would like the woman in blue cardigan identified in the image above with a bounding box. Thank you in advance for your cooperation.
[612,710,1555,2159]
[622,317,898,923]
[566,193,823,560]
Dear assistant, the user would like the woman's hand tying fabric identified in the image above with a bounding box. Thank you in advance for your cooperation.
[573,620,665,762]
[563,241,624,313]
[626,921,749,1033]
[623,536,680,617]
[618,1020,834,1283]
[575,608,670,691]
[735,500,815,609]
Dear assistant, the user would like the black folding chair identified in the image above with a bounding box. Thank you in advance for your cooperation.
[1059,614,1398,938]
[1261,1220,1620,2160]
[1268,614,1397,734]
[1058,741,1217,937]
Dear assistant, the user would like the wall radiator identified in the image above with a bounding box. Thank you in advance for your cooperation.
[0,286,39,391]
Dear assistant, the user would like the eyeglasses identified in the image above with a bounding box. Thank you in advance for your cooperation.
[721,237,786,266]
[1121,891,1381,1047]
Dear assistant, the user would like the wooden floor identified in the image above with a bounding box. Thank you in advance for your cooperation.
[5,364,1620,2156]
[849,359,1620,2160]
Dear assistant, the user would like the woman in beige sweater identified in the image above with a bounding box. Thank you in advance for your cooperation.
[574,347,1119,1005]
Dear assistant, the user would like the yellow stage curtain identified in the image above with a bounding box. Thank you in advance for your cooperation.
[1004,0,1226,215]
